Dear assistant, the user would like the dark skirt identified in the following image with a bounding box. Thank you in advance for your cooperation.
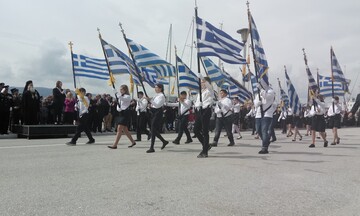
[311,115,326,132]
[293,116,302,128]
[233,112,240,125]
[328,114,341,128]
[285,116,293,125]
[116,109,130,126]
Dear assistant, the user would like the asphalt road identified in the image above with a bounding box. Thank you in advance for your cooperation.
[0,128,359,216]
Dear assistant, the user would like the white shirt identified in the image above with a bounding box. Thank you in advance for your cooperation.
[194,88,214,109]
[167,99,192,116]
[304,109,311,118]
[233,103,241,113]
[286,107,293,116]
[116,94,131,111]
[136,97,148,114]
[214,97,233,118]
[246,107,256,118]
[151,93,165,109]
[76,95,89,117]
[311,98,326,115]
[278,110,287,122]
[327,102,342,116]
[260,88,276,118]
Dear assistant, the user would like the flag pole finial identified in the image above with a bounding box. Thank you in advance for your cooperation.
[119,22,125,34]
[97,27,102,38]
[68,41,73,52]
[302,48,308,65]
[246,1,250,11]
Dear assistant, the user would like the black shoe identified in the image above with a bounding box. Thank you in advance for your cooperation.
[309,144,315,148]
[331,142,336,145]
[258,149,269,154]
[336,137,340,144]
[128,142,136,148]
[185,139,193,144]
[208,145,212,151]
[324,140,328,147]
[197,152,208,158]
[146,148,155,153]
[86,139,95,144]
[66,141,76,146]
[227,143,235,146]
[172,140,180,145]
[192,135,197,138]
[161,141,169,150]
[211,143,217,147]
[270,138,277,142]
[134,139,141,142]
[107,146,117,149]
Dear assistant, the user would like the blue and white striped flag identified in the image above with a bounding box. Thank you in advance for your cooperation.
[250,72,258,96]
[142,67,169,88]
[72,53,109,80]
[331,47,346,83]
[306,66,319,94]
[176,56,199,91]
[196,16,246,65]
[202,57,230,82]
[280,88,289,108]
[222,76,252,104]
[285,70,301,115]
[127,38,175,77]
[318,74,346,97]
[101,39,131,75]
[249,14,269,88]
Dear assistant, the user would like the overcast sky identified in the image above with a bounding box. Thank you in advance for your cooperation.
[1,0,359,102]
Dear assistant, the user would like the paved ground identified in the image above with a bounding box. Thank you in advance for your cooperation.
[0,127,359,216]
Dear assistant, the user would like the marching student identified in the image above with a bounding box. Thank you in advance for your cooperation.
[285,107,293,137]
[303,106,312,136]
[291,110,303,142]
[134,91,150,142]
[327,96,342,145]
[108,85,136,149]
[145,84,169,153]
[309,94,328,148]
[193,77,214,158]
[66,88,95,146]
[166,91,193,145]
[254,83,276,154]
[232,97,242,139]
[211,89,235,147]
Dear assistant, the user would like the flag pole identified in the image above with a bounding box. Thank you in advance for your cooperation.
[194,6,203,109]
[68,41,77,89]
[118,22,148,97]
[175,46,181,116]
[247,1,263,116]
[330,47,335,112]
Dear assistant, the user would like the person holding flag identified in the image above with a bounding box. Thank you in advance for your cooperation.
[308,94,328,148]
[327,96,343,145]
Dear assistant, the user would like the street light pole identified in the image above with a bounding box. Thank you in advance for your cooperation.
[237,28,249,86]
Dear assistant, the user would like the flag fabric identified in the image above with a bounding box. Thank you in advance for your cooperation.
[285,70,302,115]
[126,38,175,77]
[202,57,252,103]
[331,47,346,83]
[306,66,319,94]
[141,67,169,88]
[249,14,269,88]
[176,56,199,91]
[101,39,131,74]
[72,53,109,80]
[318,74,346,97]
[196,16,246,64]
[100,39,141,85]
[280,88,290,108]
[250,72,258,96]
[202,57,230,82]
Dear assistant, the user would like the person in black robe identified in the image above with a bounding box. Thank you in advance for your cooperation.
[52,81,65,124]
[22,80,41,125]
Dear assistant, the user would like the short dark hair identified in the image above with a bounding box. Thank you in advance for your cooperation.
[180,91,187,95]
[220,89,228,95]
[79,88,86,93]
[138,91,144,95]
[203,77,211,84]
[334,96,339,101]
[155,83,164,93]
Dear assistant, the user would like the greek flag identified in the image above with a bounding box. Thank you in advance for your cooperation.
[331,47,346,83]
[280,88,289,108]
[202,57,230,82]
[101,39,141,85]
[126,38,175,77]
[222,76,252,103]
[101,39,131,74]
[285,70,301,115]
[176,56,199,90]
[305,66,319,95]
[250,72,258,95]
[196,16,246,64]
[72,53,109,80]
[318,74,346,97]
[142,67,169,88]
[249,14,269,88]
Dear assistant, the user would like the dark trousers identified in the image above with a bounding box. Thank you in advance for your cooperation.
[136,112,150,140]
[54,105,63,124]
[213,114,234,145]
[150,108,166,149]
[71,113,94,143]
[193,107,211,153]
[269,116,277,140]
[175,115,192,142]
[0,111,10,134]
